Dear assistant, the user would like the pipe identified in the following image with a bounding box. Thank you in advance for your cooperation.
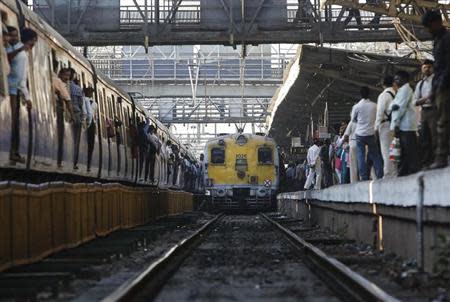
[416,173,425,271]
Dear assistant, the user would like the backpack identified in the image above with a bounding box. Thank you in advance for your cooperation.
[384,91,395,122]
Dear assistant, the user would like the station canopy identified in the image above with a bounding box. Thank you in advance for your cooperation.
[266,44,420,152]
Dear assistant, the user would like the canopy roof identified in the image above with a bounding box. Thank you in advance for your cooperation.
[267,45,420,152]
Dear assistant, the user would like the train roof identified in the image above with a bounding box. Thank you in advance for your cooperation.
[205,133,277,146]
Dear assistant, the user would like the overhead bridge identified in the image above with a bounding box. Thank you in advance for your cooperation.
[31,0,428,46]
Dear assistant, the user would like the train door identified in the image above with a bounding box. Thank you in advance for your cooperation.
[0,5,17,169]
[105,92,114,178]
[97,85,108,179]
[0,4,31,170]
[120,101,129,179]
[28,31,55,171]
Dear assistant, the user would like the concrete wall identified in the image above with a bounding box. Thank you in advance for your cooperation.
[278,167,450,273]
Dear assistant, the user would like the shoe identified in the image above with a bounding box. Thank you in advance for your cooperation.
[10,153,25,164]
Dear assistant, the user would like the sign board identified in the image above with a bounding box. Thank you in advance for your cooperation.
[291,137,302,148]
[318,126,330,139]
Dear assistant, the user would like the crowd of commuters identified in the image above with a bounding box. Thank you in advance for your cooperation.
[285,10,450,191]
[2,17,205,191]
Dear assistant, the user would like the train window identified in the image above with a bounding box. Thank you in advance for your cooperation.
[211,147,225,164]
[258,147,273,164]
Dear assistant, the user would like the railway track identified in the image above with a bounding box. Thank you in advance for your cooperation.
[102,213,400,302]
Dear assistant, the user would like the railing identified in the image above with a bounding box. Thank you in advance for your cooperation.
[120,4,201,25]
[91,57,287,83]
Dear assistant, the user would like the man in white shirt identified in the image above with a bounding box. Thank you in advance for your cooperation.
[7,28,37,163]
[390,71,419,176]
[83,87,97,172]
[375,76,397,177]
[304,139,321,190]
[351,86,383,181]
[414,60,436,168]
[343,117,358,183]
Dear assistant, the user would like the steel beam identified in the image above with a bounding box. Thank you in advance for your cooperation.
[65,25,428,46]
[325,0,450,28]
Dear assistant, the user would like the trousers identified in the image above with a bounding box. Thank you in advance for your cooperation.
[435,88,450,162]
[87,122,96,169]
[349,140,358,183]
[378,122,396,177]
[304,167,316,190]
[398,131,419,176]
[356,135,383,181]
[10,95,21,157]
[56,101,65,166]
[419,107,437,167]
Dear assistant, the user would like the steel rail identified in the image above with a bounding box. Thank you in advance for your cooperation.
[101,213,224,302]
[260,213,401,302]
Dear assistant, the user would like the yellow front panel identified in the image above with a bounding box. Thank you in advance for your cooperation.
[207,136,276,186]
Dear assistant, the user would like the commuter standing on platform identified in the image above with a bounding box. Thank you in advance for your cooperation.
[304,139,321,190]
[343,118,358,183]
[69,68,84,170]
[390,71,419,176]
[375,75,397,177]
[351,86,383,180]
[7,28,37,164]
[422,10,450,169]
[414,59,436,169]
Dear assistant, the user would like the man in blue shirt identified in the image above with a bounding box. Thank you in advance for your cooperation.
[390,71,419,176]
[69,68,84,170]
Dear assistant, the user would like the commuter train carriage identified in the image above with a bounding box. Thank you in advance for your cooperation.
[0,0,197,191]
[204,133,280,210]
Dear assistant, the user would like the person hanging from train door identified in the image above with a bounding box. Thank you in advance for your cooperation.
[83,87,97,172]
[146,124,158,184]
[7,27,37,164]
[68,68,84,170]
[137,118,148,181]
[52,66,72,167]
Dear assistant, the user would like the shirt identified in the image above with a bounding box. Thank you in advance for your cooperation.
[375,87,395,130]
[7,43,30,100]
[83,97,97,126]
[413,74,434,108]
[52,73,70,101]
[306,144,320,166]
[432,28,450,92]
[351,98,377,136]
[390,83,417,131]
[286,167,294,179]
[69,81,84,115]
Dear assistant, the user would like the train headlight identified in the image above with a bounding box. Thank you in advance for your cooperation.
[216,188,226,197]
[257,188,268,197]
[227,189,233,196]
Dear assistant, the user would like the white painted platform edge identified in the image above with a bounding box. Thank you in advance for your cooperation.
[278,167,450,207]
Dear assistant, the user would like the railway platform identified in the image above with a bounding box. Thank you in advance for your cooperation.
[278,167,450,273]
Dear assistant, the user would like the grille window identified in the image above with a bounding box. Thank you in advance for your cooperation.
[211,148,225,164]
[258,147,273,164]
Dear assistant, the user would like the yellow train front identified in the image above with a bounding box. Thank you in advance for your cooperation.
[204,133,280,211]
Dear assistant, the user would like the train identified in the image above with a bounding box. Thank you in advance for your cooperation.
[0,0,200,192]
[204,133,280,210]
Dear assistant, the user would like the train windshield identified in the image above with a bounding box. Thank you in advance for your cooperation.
[258,147,273,164]
[211,148,225,164]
